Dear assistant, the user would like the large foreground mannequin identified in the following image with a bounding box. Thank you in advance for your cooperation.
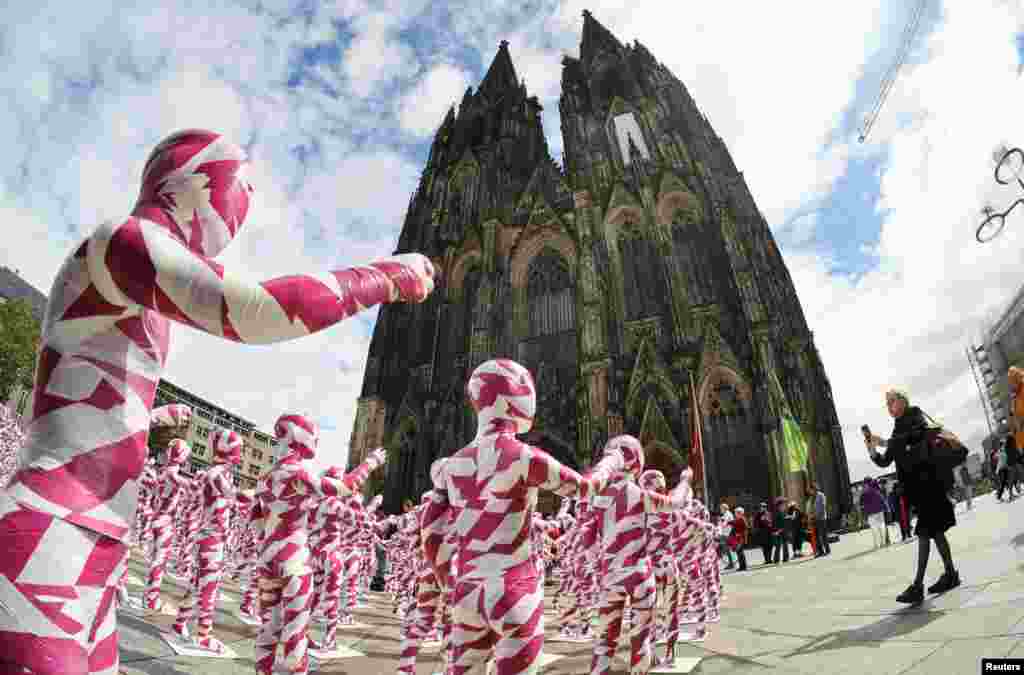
[425,359,627,675]
[0,129,434,675]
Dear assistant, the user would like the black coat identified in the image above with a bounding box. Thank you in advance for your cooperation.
[870,406,955,536]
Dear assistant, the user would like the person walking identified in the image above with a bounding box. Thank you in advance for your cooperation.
[957,465,973,510]
[996,435,1013,502]
[808,484,831,557]
[754,502,772,565]
[787,501,806,556]
[729,507,749,571]
[771,497,790,563]
[866,388,961,604]
[718,503,736,570]
[860,477,887,549]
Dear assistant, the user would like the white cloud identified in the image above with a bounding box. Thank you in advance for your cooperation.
[397,64,472,137]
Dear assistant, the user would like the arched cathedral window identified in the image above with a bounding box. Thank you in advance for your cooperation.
[527,249,574,338]
[618,219,662,321]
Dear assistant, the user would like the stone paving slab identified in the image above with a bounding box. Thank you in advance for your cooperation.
[116,492,1023,673]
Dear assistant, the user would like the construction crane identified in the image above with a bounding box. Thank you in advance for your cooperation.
[858,0,929,143]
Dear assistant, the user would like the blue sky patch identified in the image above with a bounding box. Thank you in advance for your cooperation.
[790,149,890,277]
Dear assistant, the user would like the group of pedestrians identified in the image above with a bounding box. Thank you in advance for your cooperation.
[857,476,916,548]
[716,485,831,572]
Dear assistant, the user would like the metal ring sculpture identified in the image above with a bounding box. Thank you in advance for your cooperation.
[976,147,1024,243]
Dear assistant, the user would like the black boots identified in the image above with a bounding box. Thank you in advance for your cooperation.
[896,582,924,604]
[927,570,961,595]
[897,570,960,604]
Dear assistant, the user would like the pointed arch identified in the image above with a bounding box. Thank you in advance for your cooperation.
[510,228,577,290]
[449,248,482,301]
[656,180,703,227]
[626,338,680,424]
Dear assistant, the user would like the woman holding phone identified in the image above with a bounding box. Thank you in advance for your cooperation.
[864,389,960,604]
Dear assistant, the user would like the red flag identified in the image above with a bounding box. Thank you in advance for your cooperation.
[688,371,705,497]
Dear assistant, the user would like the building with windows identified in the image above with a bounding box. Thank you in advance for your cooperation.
[968,279,1024,441]
[150,379,278,490]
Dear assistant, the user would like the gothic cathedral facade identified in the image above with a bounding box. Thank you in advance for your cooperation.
[349,11,851,516]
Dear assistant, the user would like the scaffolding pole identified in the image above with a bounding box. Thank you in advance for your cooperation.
[966,345,995,436]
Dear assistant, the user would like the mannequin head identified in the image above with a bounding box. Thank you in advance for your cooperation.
[166,438,191,465]
[211,429,243,466]
[274,414,318,461]
[604,434,644,478]
[429,457,448,490]
[133,129,253,258]
[466,359,536,435]
[639,469,666,493]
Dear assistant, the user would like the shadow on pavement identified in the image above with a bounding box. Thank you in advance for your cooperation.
[119,649,193,674]
[776,603,943,657]
[119,613,169,642]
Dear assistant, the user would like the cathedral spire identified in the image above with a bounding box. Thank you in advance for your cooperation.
[479,39,520,98]
[580,9,623,67]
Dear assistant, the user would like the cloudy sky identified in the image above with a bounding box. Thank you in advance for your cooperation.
[2,0,1023,483]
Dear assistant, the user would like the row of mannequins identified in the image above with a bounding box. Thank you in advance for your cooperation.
[122,406,388,672]
[386,452,721,675]
[0,128,716,675]
[121,390,721,675]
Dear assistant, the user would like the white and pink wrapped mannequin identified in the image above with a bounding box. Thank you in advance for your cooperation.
[397,462,452,675]
[423,358,626,675]
[171,428,243,651]
[558,497,600,640]
[142,438,195,611]
[254,414,386,675]
[232,488,262,622]
[0,128,434,675]
[588,441,693,675]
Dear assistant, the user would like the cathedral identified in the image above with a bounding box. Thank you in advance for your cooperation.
[348,10,851,516]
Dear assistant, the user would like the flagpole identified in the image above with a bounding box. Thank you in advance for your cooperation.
[688,369,709,503]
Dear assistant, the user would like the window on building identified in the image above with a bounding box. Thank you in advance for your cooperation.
[194,443,207,455]
[618,224,664,321]
[526,249,574,338]
[610,112,650,165]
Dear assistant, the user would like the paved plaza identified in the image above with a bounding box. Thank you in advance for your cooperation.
[116,492,1024,674]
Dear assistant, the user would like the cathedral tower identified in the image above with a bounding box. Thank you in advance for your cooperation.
[350,14,851,516]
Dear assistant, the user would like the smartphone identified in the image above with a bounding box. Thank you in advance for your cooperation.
[860,424,871,439]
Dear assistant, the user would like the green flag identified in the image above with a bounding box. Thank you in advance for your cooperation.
[781,415,809,473]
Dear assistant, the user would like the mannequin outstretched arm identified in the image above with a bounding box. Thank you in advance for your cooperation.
[524,443,624,499]
[87,218,434,343]
[305,448,386,499]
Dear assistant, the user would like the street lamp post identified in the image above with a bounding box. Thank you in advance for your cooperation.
[976,146,1024,243]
